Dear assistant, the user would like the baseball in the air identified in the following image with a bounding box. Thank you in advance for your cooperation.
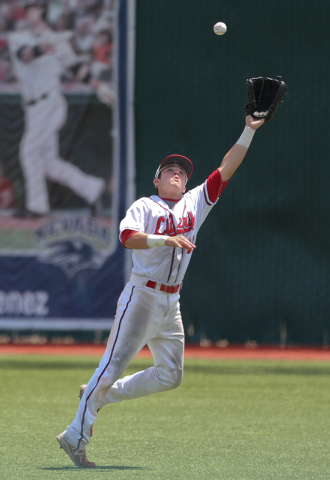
[213,22,227,35]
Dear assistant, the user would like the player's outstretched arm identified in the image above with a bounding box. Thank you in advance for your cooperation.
[219,115,264,182]
[124,232,196,251]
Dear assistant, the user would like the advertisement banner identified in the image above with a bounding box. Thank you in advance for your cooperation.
[0,0,135,330]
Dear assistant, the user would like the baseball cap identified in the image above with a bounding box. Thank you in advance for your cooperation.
[25,0,47,17]
[154,154,193,181]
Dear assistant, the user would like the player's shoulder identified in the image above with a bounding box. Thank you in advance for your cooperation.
[137,195,169,206]
[137,196,153,204]
[129,196,152,210]
[184,181,205,200]
[8,30,32,46]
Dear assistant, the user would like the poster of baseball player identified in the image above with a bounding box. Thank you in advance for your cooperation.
[0,0,135,329]
[0,0,116,219]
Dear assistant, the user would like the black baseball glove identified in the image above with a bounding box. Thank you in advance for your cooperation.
[244,76,287,123]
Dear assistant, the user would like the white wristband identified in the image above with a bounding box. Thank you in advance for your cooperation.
[146,234,169,248]
[236,126,255,149]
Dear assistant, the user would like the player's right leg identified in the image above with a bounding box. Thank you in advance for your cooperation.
[44,142,106,205]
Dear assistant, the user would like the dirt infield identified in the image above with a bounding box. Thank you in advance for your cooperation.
[1,343,330,361]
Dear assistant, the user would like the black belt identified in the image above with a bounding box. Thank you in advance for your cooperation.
[24,93,49,107]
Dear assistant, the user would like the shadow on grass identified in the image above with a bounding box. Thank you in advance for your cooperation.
[1,359,330,376]
[40,465,146,471]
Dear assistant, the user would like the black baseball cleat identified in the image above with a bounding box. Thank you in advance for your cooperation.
[56,432,96,468]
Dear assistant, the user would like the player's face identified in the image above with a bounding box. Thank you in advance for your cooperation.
[154,165,187,199]
[26,6,43,26]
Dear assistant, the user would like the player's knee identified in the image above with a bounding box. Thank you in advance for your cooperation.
[97,375,114,392]
[154,366,183,390]
[170,367,183,389]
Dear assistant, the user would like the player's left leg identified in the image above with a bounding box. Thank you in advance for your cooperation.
[44,136,105,205]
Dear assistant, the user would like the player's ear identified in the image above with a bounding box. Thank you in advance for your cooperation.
[182,186,186,193]
[153,178,160,188]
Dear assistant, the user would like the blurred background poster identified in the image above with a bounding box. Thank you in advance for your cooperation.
[0,0,135,331]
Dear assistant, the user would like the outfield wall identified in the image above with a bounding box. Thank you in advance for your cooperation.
[134,1,330,345]
[0,1,328,346]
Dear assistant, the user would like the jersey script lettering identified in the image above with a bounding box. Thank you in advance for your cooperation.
[154,212,195,236]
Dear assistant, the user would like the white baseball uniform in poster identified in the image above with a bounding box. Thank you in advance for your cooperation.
[8,29,105,215]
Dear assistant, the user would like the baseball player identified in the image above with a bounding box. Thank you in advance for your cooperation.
[56,113,265,468]
[7,1,114,217]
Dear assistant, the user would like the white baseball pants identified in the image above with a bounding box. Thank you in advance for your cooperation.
[20,91,104,214]
[65,277,184,448]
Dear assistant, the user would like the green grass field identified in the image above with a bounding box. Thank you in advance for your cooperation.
[1,355,330,479]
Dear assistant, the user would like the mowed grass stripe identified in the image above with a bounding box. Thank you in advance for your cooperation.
[1,355,330,480]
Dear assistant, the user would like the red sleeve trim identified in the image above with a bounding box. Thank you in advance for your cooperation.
[121,229,139,247]
[206,169,229,203]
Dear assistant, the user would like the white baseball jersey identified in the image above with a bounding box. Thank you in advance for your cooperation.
[8,30,77,102]
[120,178,222,285]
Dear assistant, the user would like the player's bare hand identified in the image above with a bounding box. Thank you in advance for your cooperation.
[165,235,196,250]
[246,115,265,130]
